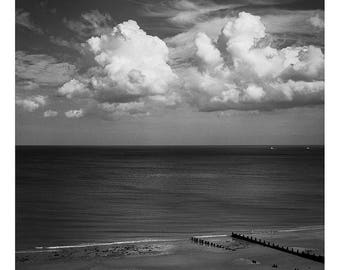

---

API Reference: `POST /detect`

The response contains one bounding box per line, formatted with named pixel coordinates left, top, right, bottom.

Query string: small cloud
left=98, top=101, right=146, bottom=115
left=16, top=9, right=43, bottom=34
left=309, top=14, right=324, bottom=29
left=16, top=80, right=40, bottom=91
left=143, top=0, right=242, bottom=26
left=65, top=109, right=84, bottom=118
left=49, top=36, right=85, bottom=53
left=63, top=10, right=114, bottom=38
left=244, top=85, right=266, bottom=102
left=58, top=79, right=91, bottom=99
left=16, top=51, right=77, bottom=87
left=43, top=110, right=58, bottom=117
left=16, top=95, right=47, bottom=112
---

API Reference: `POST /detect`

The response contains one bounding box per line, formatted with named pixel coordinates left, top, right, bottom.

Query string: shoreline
left=16, top=225, right=324, bottom=270
left=16, top=224, right=324, bottom=253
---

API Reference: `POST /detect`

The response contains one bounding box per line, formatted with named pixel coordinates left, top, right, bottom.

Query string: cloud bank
left=59, top=12, right=322, bottom=117
left=16, top=2, right=324, bottom=119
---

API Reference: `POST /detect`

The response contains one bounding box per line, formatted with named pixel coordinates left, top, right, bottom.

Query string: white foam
left=278, top=225, right=324, bottom=233
left=16, top=249, right=57, bottom=254
left=28, top=238, right=184, bottom=251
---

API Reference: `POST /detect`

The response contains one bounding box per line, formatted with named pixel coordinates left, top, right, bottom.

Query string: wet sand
left=16, top=227, right=324, bottom=270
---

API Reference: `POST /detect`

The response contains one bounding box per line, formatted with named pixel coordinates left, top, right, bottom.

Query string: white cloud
left=309, top=13, right=324, bottom=29
left=16, top=95, right=47, bottom=112
left=269, top=80, right=324, bottom=102
left=44, top=110, right=58, bottom=117
left=58, top=79, right=91, bottom=99
left=194, top=32, right=223, bottom=67
left=97, top=101, right=146, bottom=116
left=177, top=12, right=324, bottom=111
left=87, top=20, right=177, bottom=97
left=244, top=85, right=265, bottom=101
left=65, top=109, right=84, bottom=118
left=165, top=8, right=324, bottom=69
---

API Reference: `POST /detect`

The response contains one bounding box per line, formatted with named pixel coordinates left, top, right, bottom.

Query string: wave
left=278, top=225, right=324, bottom=233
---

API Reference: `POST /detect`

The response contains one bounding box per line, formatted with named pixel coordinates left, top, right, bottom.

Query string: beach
left=16, top=226, right=324, bottom=270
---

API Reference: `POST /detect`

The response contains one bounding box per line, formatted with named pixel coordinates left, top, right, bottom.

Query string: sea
left=16, top=146, right=324, bottom=251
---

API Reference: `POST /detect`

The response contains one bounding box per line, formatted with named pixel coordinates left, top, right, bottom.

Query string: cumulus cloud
left=86, top=20, right=177, bottom=97
left=16, top=95, right=47, bottom=112
left=44, top=110, right=58, bottom=117
left=165, top=7, right=324, bottom=68
left=16, top=9, right=43, bottom=34
left=194, top=32, right=223, bottom=67
left=58, top=79, right=91, bottom=99
left=16, top=51, right=77, bottom=87
left=178, top=12, right=324, bottom=111
left=65, top=109, right=84, bottom=118
left=59, top=20, right=179, bottom=118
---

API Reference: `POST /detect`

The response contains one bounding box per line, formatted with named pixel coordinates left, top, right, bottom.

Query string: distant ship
left=306, top=146, right=311, bottom=150
left=270, top=146, right=276, bottom=150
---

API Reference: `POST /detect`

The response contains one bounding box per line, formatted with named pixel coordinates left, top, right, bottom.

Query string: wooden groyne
left=231, top=232, right=324, bottom=263
left=190, top=237, right=229, bottom=250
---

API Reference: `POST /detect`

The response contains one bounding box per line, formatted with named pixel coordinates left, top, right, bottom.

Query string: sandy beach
left=16, top=226, right=324, bottom=270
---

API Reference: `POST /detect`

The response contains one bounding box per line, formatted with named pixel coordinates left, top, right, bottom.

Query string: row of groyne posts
left=190, top=237, right=228, bottom=250
left=231, top=233, right=324, bottom=263
left=190, top=233, right=324, bottom=263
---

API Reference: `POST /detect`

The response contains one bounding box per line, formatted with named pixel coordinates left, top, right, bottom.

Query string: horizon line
left=15, top=144, right=325, bottom=147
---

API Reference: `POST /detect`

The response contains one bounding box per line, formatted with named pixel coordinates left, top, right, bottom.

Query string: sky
left=15, top=0, right=324, bottom=145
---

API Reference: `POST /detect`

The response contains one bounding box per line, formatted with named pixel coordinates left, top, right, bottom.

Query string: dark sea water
left=16, top=146, right=324, bottom=251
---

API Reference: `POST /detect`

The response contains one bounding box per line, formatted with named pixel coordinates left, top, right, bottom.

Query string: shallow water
left=16, top=146, right=324, bottom=250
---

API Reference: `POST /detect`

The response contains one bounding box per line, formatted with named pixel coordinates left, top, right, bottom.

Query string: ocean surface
left=16, top=146, right=324, bottom=251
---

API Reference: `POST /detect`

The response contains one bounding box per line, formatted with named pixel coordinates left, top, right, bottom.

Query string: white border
left=325, top=0, right=340, bottom=268
left=0, top=0, right=15, bottom=269
left=1, top=0, right=337, bottom=269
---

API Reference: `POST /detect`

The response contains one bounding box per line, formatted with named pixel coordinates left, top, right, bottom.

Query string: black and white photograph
left=12, top=0, right=328, bottom=269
